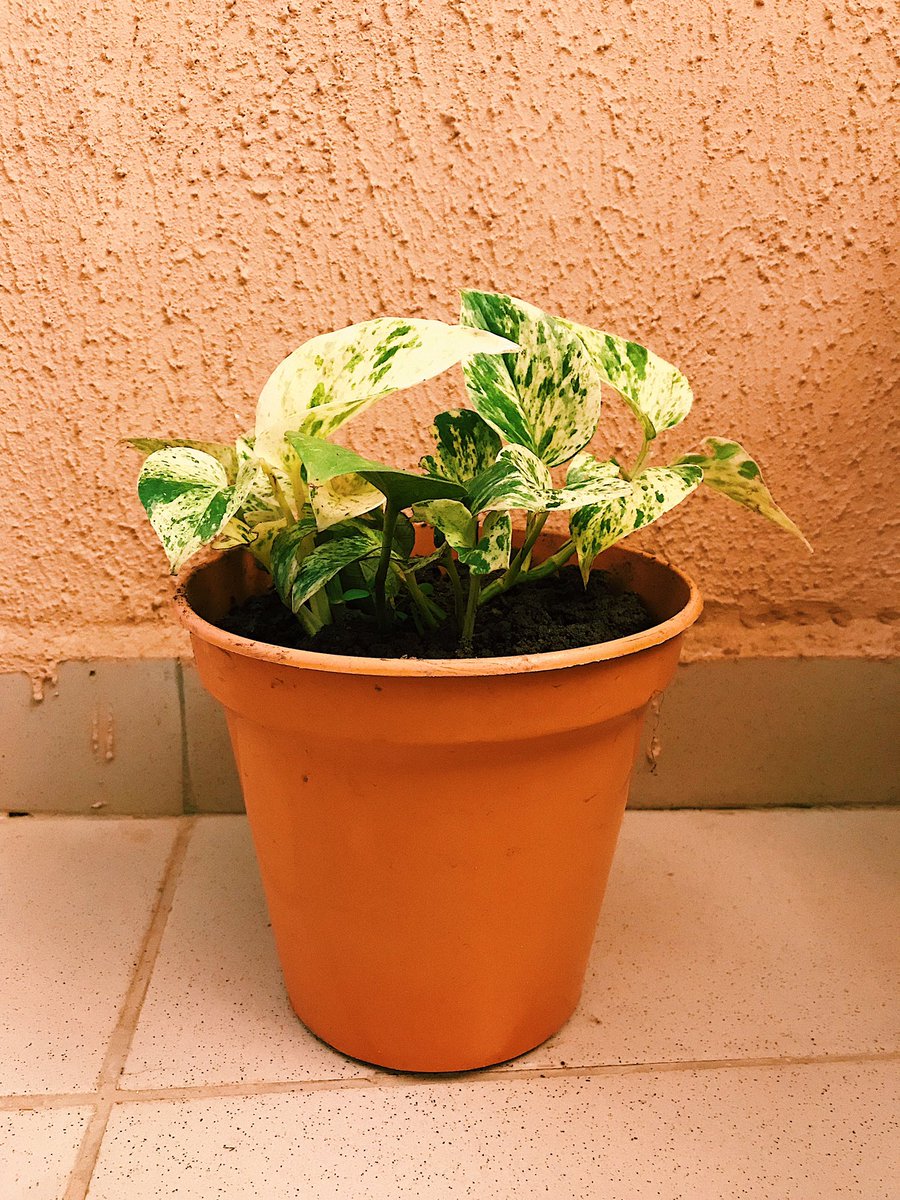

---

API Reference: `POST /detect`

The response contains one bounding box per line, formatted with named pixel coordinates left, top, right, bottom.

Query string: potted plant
left=131, top=292, right=807, bottom=1072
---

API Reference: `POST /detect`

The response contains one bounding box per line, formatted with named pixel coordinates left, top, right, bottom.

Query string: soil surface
left=218, top=565, right=655, bottom=659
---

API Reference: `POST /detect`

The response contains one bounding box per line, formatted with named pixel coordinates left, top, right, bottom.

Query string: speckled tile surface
left=0, top=1107, right=91, bottom=1200
left=0, top=817, right=177, bottom=1095
left=120, top=817, right=372, bottom=1089
left=4, top=810, right=898, bottom=1198
left=516, top=808, right=900, bottom=1070
left=87, top=1062, right=899, bottom=1199
left=123, top=811, right=899, bottom=1088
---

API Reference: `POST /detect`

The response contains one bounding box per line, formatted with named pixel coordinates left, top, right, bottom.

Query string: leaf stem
left=260, top=464, right=295, bottom=522
left=374, top=497, right=398, bottom=630
left=299, top=530, right=331, bottom=626
left=288, top=457, right=308, bottom=516
left=461, top=571, right=481, bottom=650
left=518, top=538, right=576, bottom=583
left=296, top=603, right=323, bottom=637
left=625, top=435, right=652, bottom=481
left=442, top=544, right=465, bottom=629
left=396, top=563, right=441, bottom=631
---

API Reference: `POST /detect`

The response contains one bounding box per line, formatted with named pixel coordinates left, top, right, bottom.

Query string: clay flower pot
left=176, top=536, right=701, bottom=1072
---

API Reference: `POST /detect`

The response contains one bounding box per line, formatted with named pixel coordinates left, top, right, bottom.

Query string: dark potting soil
left=217, top=565, right=656, bottom=659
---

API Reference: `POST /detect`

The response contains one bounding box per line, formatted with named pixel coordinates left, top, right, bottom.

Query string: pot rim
left=174, top=544, right=702, bottom=679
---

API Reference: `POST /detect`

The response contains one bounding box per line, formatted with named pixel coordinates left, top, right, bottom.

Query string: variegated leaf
left=565, top=450, right=626, bottom=491
left=570, top=464, right=703, bottom=582
left=271, top=527, right=375, bottom=616
left=234, top=433, right=294, bottom=521
left=288, top=432, right=468, bottom=510
left=412, top=498, right=476, bottom=550
left=465, top=511, right=512, bottom=575
left=213, top=516, right=254, bottom=551
left=420, top=409, right=502, bottom=485
left=467, top=444, right=630, bottom=514
left=269, top=520, right=319, bottom=613
left=309, top=473, right=384, bottom=531
left=459, top=291, right=603, bottom=467
left=254, top=319, right=517, bottom=467
left=676, top=438, right=811, bottom=549
left=137, top=447, right=261, bottom=573
left=564, top=322, right=693, bottom=439
left=412, top=500, right=512, bottom=576
left=128, top=438, right=238, bottom=479
left=221, top=436, right=294, bottom=567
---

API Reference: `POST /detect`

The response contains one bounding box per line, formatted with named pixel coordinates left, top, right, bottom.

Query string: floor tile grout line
left=6, top=1048, right=897, bottom=1113
left=61, top=816, right=196, bottom=1200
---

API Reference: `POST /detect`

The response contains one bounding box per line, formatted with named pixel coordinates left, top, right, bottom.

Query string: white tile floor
left=1, top=810, right=897, bottom=1199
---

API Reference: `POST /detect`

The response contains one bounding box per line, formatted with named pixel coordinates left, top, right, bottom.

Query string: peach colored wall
left=1, top=0, right=897, bottom=679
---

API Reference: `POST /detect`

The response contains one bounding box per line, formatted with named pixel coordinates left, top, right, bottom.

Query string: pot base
left=291, top=999, right=575, bottom=1075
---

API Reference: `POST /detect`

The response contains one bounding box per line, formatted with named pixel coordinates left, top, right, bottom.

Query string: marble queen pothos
left=132, top=291, right=809, bottom=646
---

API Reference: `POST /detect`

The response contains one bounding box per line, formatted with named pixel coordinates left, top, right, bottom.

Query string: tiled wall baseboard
left=2, top=659, right=897, bottom=815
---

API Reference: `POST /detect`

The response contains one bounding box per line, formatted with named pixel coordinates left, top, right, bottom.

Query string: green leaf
left=570, top=464, right=703, bottom=582
left=420, top=409, right=502, bottom=485
left=271, top=528, right=376, bottom=616
left=254, top=318, right=517, bottom=467
left=676, top=437, right=811, bottom=550
left=467, top=444, right=630, bottom=514
left=127, top=438, right=238, bottom=479
left=563, top=322, right=693, bottom=439
left=288, top=432, right=469, bottom=510
left=459, top=291, right=603, bottom=467
left=392, top=510, right=417, bottom=559
left=137, top=448, right=260, bottom=572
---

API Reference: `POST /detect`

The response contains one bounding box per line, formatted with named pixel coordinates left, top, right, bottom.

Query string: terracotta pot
left=175, top=536, right=701, bottom=1072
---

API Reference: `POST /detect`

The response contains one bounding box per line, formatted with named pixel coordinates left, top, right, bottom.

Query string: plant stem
left=296, top=603, right=322, bottom=637
left=479, top=511, right=548, bottom=605
left=517, top=538, right=576, bottom=583
left=443, top=545, right=465, bottom=629
left=260, top=464, right=295, bottom=522
left=298, top=530, right=332, bottom=626
left=399, top=565, right=442, bottom=630
left=520, top=511, right=541, bottom=571
left=288, top=457, right=308, bottom=515
left=460, top=571, right=481, bottom=650
left=374, top=497, right=398, bottom=630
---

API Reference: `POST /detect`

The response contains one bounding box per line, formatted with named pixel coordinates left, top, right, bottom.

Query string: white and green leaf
left=270, top=527, right=376, bottom=616
left=309, top=472, right=384, bottom=531
left=465, top=511, right=512, bottom=575
left=569, top=464, right=703, bottom=582
left=137, top=447, right=261, bottom=573
left=412, top=499, right=512, bottom=576
left=254, top=318, right=517, bottom=468
left=564, top=322, right=693, bottom=439
left=676, top=437, right=811, bottom=549
left=467, top=444, right=630, bottom=514
left=420, top=409, right=502, bottom=485
left=412, top=498, right=476, bottom=551
left=128, top=438, right=238, bottom=479
left=459, top=291, right=603, bottom=467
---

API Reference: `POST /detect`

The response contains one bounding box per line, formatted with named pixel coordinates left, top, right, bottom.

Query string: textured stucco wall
left=1, top=0, right=897, bottom=680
